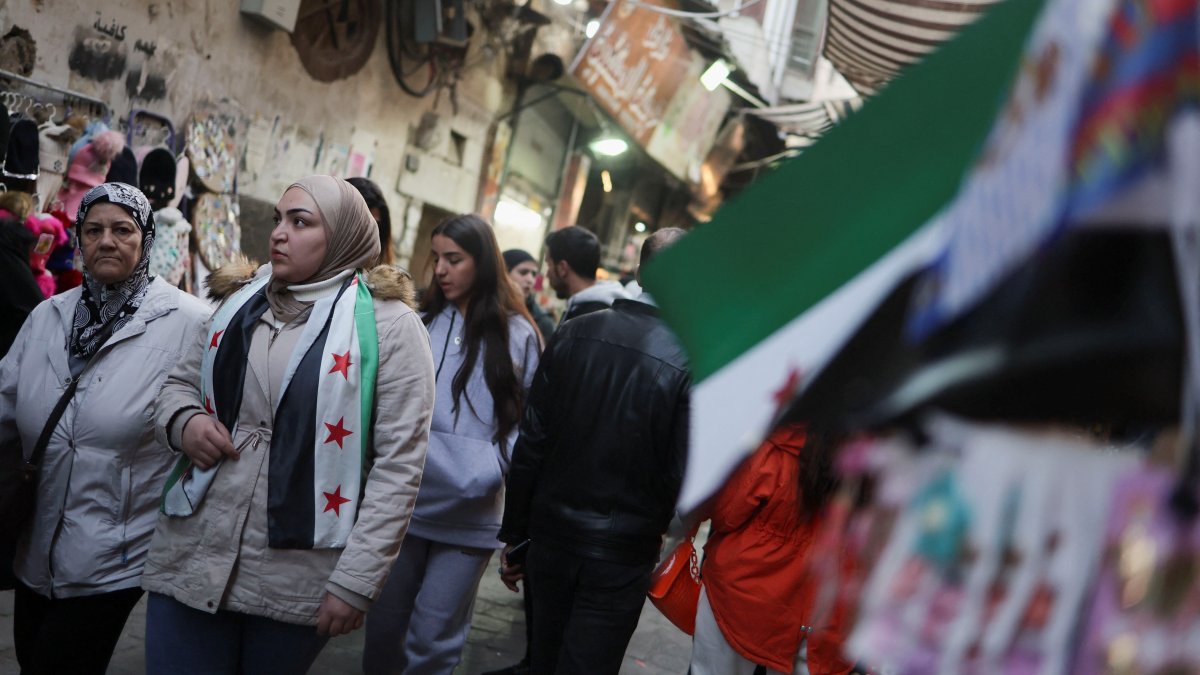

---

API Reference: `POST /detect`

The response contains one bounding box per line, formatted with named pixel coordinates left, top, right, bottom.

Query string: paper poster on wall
left=347, top=129, right=378, bottom=178
left=259, top=126, right=321, bottom=199
left=241, top=115, right=276, bottom=189
left=318, top=140, right=350, bottom=176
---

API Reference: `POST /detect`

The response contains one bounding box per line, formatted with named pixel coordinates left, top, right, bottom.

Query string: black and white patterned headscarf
left=71, top=182, right=157, bottom=359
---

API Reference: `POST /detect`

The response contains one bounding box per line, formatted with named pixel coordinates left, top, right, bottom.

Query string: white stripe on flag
left=312, top=278, right=364, bottom=547
left=678, top=224, right=945, bottom=511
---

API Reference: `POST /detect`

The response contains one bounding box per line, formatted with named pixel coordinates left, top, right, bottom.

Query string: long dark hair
left=346, top=177, right=392, bottom=265
left=420, top=214, right=536, bottom=449
left=797, top=425, right=843, bottom=519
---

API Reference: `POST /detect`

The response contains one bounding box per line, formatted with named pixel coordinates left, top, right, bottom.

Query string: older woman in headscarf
left=141, top=175, right=435, bottom=674
left=0, top=182, right=212, bottom=674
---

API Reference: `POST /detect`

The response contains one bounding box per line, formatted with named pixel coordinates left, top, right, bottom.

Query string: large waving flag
left=641, top=0, right=1047, bottom=511
left=645, top=0, right=1200, bottom=512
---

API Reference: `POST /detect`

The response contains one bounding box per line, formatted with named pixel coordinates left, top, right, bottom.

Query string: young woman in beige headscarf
left=141, top=176, right=436, bottom=674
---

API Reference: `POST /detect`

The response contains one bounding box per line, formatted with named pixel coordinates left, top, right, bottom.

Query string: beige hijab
left=267, top=175, right=382, bottom=321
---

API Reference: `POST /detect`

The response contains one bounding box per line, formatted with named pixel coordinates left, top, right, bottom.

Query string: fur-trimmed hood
left=206, top=259, right=416, bottom=308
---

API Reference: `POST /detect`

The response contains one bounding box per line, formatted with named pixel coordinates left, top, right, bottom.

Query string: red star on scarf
left=204, top=396, right=214, bottom=414
left=322, top=485, right=351, bottom=516
left=329, top=351, right=353, bottom=380
left=209, top=329, right=224, bottom=349
left=324, top=417, right=353, bottom=449
left=771, top=367, right=802, bottom=413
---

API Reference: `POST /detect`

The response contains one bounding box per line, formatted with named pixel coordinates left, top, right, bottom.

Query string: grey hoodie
left=408, top=305, right=541, bottom=549
left=562, top=280, right=630, bottom=323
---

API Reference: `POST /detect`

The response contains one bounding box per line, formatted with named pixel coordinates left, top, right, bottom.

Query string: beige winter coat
left=142, top=264, right=434, bottom=625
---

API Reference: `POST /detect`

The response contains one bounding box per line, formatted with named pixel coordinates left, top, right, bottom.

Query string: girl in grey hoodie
left=363, top=213, right=541, bottom=674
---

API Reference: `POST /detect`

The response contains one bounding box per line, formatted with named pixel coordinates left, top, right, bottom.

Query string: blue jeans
left=145, top=593, right=330, bottom=674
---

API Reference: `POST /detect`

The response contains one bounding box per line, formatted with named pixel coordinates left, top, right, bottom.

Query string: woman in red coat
left=690, top=424, right=852, bottom=675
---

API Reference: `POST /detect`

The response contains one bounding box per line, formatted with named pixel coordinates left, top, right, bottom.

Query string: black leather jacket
left=499, top=298, right=691, bottom=564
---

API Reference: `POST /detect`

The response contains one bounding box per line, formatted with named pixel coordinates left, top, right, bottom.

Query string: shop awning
left=746, top=98, right=864, bottom=142
left=824, top=0, right=998, bottom=93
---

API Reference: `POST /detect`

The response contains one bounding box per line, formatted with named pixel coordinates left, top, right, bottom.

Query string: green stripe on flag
left=642, top=0, right=1047, bottom=383
left=355, top=273, right=379, bottom=466
left=160, top=454, right=190, bottom=512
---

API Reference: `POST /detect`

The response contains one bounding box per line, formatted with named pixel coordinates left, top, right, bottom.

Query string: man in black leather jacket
left=498, top=227, right=690, bottom=675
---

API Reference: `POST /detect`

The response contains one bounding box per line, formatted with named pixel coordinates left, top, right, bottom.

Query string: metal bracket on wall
left=0, top=67, right=112, bottom=120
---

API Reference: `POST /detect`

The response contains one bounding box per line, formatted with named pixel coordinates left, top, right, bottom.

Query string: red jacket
left=701, top=425, right=852, bottom=674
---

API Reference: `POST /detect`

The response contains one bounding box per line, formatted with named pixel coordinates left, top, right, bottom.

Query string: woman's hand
left=180, top=414, right=238, bottom=470
left=316, top=592, right=364, bottom=636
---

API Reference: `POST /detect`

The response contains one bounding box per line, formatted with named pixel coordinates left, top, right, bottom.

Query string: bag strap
left=26, top=322, right=119, bottom=471
left=24, top=377, right=79, bottom=471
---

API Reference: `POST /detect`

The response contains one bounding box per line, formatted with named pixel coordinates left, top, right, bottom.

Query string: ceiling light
left=634, top=221, right=646, bottom=233
left=590, top=136, right=628, bottom=157
left=553, top=0, right=572, bottom=5
left=601, top=169, right=613, bottom=193
left=586, top=20, right=600, bottom=38
left=700, top=59, right=731, bottom=91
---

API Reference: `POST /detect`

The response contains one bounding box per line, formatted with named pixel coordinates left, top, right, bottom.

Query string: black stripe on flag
left=212, top=291, right=271, bottom=435
left=267, top=281, right=348, bottom=549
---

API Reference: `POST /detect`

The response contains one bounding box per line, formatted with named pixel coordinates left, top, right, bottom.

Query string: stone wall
left=0, top=0, right=516, bottom=266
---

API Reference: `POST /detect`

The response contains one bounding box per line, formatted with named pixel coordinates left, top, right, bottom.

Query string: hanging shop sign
left=571, top=0, right=730, bottom=183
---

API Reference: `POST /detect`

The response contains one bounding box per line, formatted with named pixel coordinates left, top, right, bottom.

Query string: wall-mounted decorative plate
left=192, top=191, right=240, bottom=270
left=186, top=113, right=238, bottom=194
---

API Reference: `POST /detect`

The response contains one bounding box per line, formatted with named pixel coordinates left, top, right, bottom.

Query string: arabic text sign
left=572, top=0, right=695, bottom=148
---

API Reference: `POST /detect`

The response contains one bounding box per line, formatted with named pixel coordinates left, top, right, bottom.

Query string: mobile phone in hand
left=506, top=539, right=531, bottom=568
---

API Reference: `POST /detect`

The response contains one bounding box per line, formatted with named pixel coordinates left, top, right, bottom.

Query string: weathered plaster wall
left=0, top=0, right=515, bottom=265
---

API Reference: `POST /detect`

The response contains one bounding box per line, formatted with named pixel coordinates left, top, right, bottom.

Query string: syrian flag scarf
left=162, top=271, right=379, bottom=549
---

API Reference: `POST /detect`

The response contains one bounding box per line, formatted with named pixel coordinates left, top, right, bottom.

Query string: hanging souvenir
left=148, top=206, right=192, bottom=286
left=843, top=420, right=1137, bottom=674
left=22, top=212, right=68, bottom=299
left=1076, top=468, right=1200, bottom=674
left=191, top=192, right=239, bottom=270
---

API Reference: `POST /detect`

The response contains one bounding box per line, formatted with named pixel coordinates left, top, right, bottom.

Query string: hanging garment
left=0, top=101, right=11, bottom=165
left=3, top=117, right=39, bottom=181
left=147, top=207, right=191, bottom=286
left=57, top=130, right=125, bottom=221
left=136, top=145, right=177, bottom=209
left=36, top=122, right=77, bottom=211
left=105, top=145, right=137, bottom=185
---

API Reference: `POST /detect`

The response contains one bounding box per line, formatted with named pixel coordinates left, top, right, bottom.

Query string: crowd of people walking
left=0, top=176, right=847, bottom=675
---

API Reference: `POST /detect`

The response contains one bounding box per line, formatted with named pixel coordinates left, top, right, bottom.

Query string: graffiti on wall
left=68, top=12, right=174, bottom=102
left=68, top=24, right=127, bottom=81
